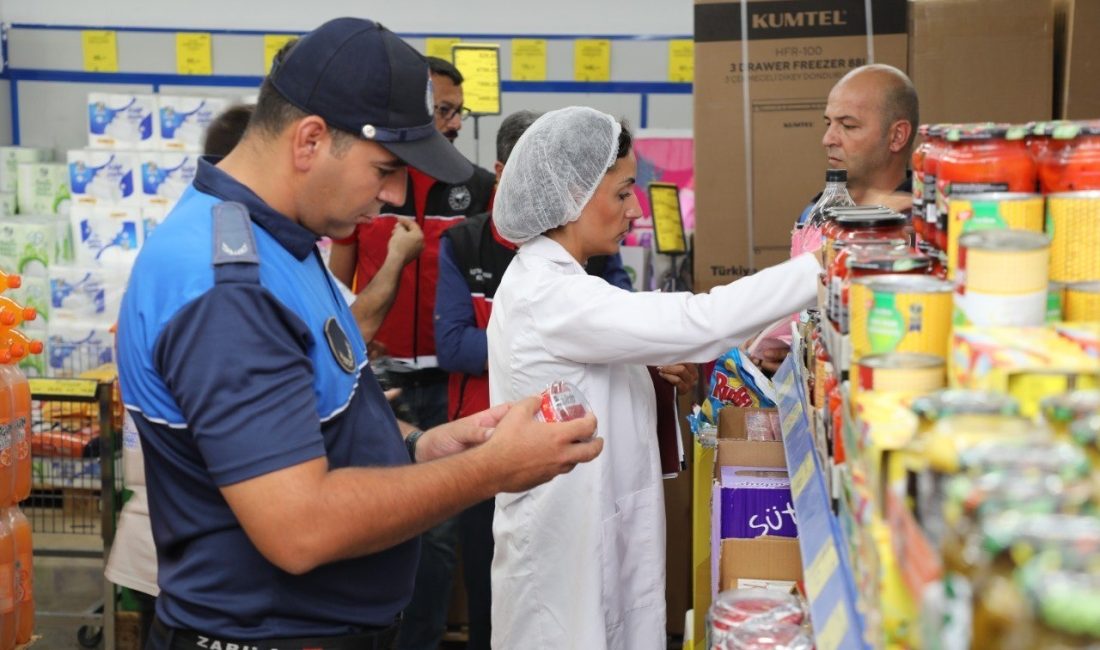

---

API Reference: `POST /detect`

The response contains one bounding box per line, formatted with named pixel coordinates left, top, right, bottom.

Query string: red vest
left=350, top=167, right=494, bottom=362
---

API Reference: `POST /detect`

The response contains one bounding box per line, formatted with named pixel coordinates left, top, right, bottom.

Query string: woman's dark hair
left=614, top=120, right=633, bottom=163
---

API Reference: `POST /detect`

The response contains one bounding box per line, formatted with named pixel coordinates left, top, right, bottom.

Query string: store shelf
left=774, top=337, right=867, bottom=650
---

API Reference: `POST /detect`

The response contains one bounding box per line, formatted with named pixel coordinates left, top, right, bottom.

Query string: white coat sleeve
left=531, top=252, right=820, bottom=366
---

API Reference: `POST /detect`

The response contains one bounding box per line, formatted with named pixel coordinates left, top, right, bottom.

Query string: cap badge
left=361, top=124, right=377, bottom=139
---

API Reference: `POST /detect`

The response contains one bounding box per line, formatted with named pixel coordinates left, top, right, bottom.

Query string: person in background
left=201, top=103, right=255, bottom=158
left=116, top=19, right=603, bottom=649
left=433, top=109, right=633, bottom=649
left=798, top=63, right=919, bottom=224
left=328, top=54, right=496, bottom=650
left=487, top=106, right=820, bottom=649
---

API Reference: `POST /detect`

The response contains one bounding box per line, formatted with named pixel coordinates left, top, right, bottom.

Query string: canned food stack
left=909, top=119, right=1100, bottom=323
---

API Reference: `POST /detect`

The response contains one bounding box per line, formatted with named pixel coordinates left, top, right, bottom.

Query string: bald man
left=799, top=63, right=919, bottom=222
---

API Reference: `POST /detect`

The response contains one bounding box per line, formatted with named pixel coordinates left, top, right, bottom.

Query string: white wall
left=0, top=0, right=693, bottom=35
left=0, top=1, right=695, bottom=159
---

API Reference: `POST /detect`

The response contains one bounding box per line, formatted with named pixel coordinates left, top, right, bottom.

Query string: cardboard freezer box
left=1054, top=0, right=1100, bottom=119
left=908, top=0, right=1054, bottom=125
left=693, top=0, right=907, bottom=293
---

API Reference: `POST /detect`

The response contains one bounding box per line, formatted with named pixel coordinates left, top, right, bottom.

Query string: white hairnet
left=493, top=106, right=622, bottom=244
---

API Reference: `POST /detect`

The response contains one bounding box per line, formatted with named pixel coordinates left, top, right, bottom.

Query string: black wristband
left=405, top=429, right=424, bottom=463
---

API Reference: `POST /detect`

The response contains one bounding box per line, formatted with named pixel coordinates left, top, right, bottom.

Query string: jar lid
left=849, top=251, right=933, bottom=273
left=911, top=389, right=1019, bottom=421
left=834, top=212, right=908, bottom=229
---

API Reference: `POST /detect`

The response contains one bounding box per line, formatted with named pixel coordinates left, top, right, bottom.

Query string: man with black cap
left=116, top=18, right=602, bottom=650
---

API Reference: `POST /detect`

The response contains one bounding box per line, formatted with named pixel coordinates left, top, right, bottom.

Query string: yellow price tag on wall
left=511, top=39, right=547, bottom=81
left=453, top=44, right=501, bottom=115
left=176, top=32, right=212, bottom=75
left=648, top=183, right=686, bottom=254
left=263, top=34, right=297, bottom=74
left=28, top=378, right=99, bottom=399
left=426, top=38, right=460, bottom=63
left=82, top=30, right=119, bottom=72
left=668, top=39, right=694, bottom=82
left=574, top=39, right=611, bottom=82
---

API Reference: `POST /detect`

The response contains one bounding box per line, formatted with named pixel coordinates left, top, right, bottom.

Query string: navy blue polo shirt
left=117, top=157, right=417, bottom=637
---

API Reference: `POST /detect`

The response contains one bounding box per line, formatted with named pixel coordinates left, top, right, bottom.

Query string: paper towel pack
left=69, top=205, right=143, bottom=269
left=47, top=319, right=115, bottom=377
left=139, top=152, right=197, bottom=209
left=158, top=96, right=229, bottom=152
left=68, top=150, right=139, bottom=208
left=49, top=264, right=127, bottom=321
left=17, top=163, right=72, bottom=215
left=0, top=146, right=52, bottom=194
left=87, top=93, right=158, bottom=150
left=0, top=216, right=59, bottom=278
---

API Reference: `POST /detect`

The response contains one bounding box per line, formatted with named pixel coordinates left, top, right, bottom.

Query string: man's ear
left=889, top=120, right=913, bottom=154
left=291, top=116, right=328, bottom=171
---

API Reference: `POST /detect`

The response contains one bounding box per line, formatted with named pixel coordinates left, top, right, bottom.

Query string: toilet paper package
left=0, top=146, right=52, bottom=194
left=46, top=318, right=115, bottom=377
left=158, top=96, right=229, bottom=151
left=140, top=152, right=197, bottom=208
left=17, top=163, right=72, bottom=215
left=70, top=206, right=143, bottom=269
left=68, top=150, right=138, bottom=208
left=0, top=216, right=58, bottom=278
left=87, top=93, right=158, bottom=150
left=8, top=273, right=50, bottom=325
left=49, top=264, right=127, bottom=321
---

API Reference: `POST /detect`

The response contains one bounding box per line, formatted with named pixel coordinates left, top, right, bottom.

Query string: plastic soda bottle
left=8, top=508, right=30, bottom=644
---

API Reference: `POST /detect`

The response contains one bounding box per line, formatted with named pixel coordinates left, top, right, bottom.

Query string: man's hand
left=418, top=397, right=602, bottom=492
left=750, top=345, right=789, bottom=377
left=656, top=363, right=699, bottom=395
left=387, top=217, right=424, bottom=267
left=415, top=402, right=512, bottom=462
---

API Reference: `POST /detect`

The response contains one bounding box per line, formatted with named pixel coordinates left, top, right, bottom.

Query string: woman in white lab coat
left=486, top=106, right=820, bottom=649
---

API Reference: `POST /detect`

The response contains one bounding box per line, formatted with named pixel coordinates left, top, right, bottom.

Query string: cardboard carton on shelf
left=908, top=0, right=1054, bottom=124
left=693, top=0, right=907, bottom=293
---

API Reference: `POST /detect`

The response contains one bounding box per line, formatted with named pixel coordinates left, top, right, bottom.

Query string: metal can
left=536, top=380, right=591, bottom=423
left=955, top=230, right=1051, bottom=327
left=849, top=275, right=953, bottom=361
left=1046, top=191, right=1100, bottom=282
left=855, top=352, right=945, bottom=395
left=1065, top=281, right=1100, bottom=322
left=945, top=192, right=1044, bottom=280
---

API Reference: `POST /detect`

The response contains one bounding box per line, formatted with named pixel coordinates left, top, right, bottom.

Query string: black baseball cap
left=269, top=17, right=473, bottom=184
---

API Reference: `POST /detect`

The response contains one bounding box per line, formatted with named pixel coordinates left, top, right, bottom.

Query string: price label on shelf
left=82, top=30, right=119, bottom=72
left=805, top=542, right=838, bottom=601
left=574, top=39, right=610, bottom=81
left=176, top=32, right=212, bottom=75
left=817, top=602, right=850, bottom=650
left=511, top=38, right=547, bottom=81
left=29, top=378, right=98, bottom=399
left=790, top=455, right=813, bottom=499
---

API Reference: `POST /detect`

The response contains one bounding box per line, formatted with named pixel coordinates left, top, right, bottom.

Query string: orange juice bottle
left=0, top=299, right=33, bottom=330
left=0, top=508, right=15, bottom=649
left=7, top=508, right=30, bottom=645
left=0, top=273, right=17, bottom=294
left=2, top=365, right=30, bottom=504
left=0, top=354, right=13, bottom=509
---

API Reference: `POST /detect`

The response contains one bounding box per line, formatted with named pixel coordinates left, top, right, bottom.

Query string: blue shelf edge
left=774, top=340, right=868, bottom=650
